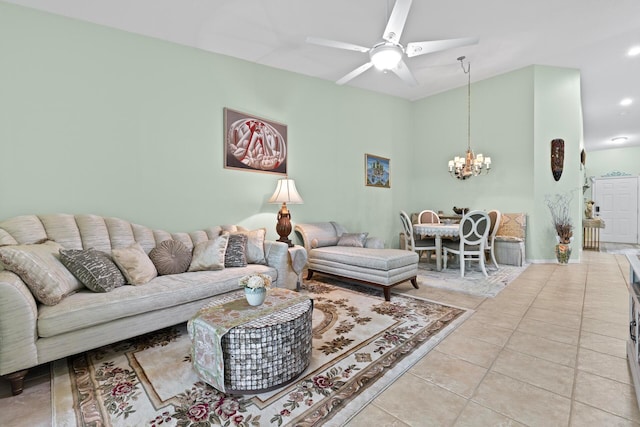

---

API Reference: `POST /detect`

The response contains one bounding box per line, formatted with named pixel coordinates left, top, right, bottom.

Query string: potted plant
left=545, top=191, right=575, bottom=264
left=239, top=273, right=272, bottom=306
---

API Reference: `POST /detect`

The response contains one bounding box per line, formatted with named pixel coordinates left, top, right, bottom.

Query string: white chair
left=400, top=211, right=437, bottom=263
left=443, top=210, right=490, bottom=277
left=485, top=209, right=502, bottom=269
left=418, top=210, right=441, bottom=224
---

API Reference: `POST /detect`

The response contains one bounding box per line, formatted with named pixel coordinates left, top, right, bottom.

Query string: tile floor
left=347, top=250, right=640, bottom=426
left=0, top=250, right=638, bottom=426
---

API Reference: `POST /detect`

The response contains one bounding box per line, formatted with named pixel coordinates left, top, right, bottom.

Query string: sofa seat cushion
left=309, top=247, right=417, bottom=271
left=37, top=264, right=275, bottom=338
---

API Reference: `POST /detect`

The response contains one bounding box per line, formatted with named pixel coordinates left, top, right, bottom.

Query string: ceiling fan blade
left=382, top=0, right=412, bottom=44
left=306, top=36, right=370, bottom=53
left=336, top=62, right=374, bottom=85
left=391, top=59, right=418, bottom=86
left=405, top=37, right=479, bottom=58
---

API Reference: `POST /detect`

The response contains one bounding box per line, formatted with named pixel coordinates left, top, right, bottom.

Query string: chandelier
left=448, top=56, right=491, bottom=180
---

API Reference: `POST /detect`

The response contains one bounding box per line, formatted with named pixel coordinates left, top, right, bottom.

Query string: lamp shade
left=268, top=178, right=304, bottom=205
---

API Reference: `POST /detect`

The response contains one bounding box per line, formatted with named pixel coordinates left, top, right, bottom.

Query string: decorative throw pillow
left=111, top=242, right=158, bottom=285
left=337, top=232, right=369, bottom=248
left=0, top=240, right=83, bottom=305
left=230, top=228, right=266, bottom=264
left=149, top=239, right=193, bottom=276
left=310, top=236, right=340, bottom=249
left=225, top=233, right=248, bottom=268
left=188, top=234, right=229, bottom=272
left=59, top=248, right=126, bottom=292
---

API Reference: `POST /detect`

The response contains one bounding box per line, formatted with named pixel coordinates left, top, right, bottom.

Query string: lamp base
left=275, top=204, right=294, bottom=247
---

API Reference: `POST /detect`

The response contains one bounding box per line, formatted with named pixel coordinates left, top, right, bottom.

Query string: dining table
left=413, top=223, right=460, bottom=271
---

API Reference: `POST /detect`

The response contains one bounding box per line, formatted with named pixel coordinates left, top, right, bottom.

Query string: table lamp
left=268, top=177, right=304, bottom=247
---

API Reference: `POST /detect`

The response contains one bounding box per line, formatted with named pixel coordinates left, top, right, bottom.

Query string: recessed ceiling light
left=611, top=136, right=629, bottom=143
left=620, top=98, right=633, bottom=106
left=629, top=46, right=640, bottom=56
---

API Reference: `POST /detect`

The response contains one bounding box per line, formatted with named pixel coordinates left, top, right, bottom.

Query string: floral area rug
left=417, top=261, right=528, bottom=298
left=51, top=279, right=470, bottom=426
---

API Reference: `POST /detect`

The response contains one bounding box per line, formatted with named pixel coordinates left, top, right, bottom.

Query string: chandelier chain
left=448, top=56, right=491, bottom=180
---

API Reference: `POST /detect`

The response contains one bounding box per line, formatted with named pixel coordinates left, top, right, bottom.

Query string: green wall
left=531, top=66, right=584, bottom=262
left=0, top=4, right=586, bottom=260
left=586, top=146, right=640, bottom=178
left=0, top=3, right=412, bottom=247
left=412, top=66, right=584, bottom=261
left=411, top=67, right=535, bottom=214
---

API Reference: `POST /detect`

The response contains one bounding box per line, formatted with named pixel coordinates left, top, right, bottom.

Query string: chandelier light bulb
left=620, top=98, right=633, bottom=106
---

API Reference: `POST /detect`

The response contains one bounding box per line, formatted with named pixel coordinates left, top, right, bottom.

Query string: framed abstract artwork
left=224, top=108, right=287, bottom=175
left=365, top=154, right=390, bottom=188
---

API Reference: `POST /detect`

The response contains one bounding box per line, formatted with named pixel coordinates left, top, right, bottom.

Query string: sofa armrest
left=264, top=240, right=301, bottom=290
left=0, top=271, right=39, bottom=376
left=294, top=223, right=339, bottom=252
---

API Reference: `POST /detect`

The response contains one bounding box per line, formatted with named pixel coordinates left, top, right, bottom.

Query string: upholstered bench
left=295, top=222, right=419, bottom=301
left=494, top=213, right=527, bottom=266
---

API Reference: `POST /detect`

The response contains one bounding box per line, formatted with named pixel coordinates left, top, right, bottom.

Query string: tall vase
left=244, top=287, right=267, bottom=306
left=555, top=242, right=572, bottom=264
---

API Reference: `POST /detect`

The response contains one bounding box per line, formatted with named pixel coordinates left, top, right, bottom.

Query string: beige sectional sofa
left=0, top=214, right=296, bottom=395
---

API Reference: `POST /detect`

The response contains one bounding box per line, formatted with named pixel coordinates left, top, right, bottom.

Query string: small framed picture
left=224, top=108, right=287, bottom=175
left=365, top=154, right=390, bottom=188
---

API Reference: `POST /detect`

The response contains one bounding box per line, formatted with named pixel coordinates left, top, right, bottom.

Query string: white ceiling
left=7, top=0, right=640, bottom=152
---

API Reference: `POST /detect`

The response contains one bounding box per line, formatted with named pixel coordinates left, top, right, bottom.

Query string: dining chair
left=442, top=210, right=490, bottom=277
left=400, top=210, right=437, bottom=263
left=485, top=209, right=502, bottom=269
left=418, top=210, right=441, bottom=224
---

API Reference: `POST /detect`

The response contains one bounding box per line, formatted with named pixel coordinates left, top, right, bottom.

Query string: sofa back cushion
left=0, top=214, right=228, bottom=255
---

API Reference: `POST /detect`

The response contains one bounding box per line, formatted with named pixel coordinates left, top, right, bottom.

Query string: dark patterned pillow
left=225, top=233, right=248, bottom=267
left=149, top=239, right=192, bottom=276
left=59, top=248, right=126, bottom=293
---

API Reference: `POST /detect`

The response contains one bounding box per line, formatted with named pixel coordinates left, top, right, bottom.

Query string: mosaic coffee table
left=188, top=287, right=313, bottom=393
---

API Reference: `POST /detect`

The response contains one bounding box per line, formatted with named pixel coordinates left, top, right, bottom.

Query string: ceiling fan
left=306, top=0, right=478, bottom=86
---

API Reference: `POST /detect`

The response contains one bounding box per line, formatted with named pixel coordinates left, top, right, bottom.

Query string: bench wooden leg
left=4, top=369, right=28, bottom=396
left=383, top=287, right=391, bottom=301
left=305, top=270, right=314, bottom=280
left=410, top=276, right=419, bottom=289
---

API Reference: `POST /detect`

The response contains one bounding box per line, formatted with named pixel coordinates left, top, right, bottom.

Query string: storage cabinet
left=627, top=254, right=640, bottom=410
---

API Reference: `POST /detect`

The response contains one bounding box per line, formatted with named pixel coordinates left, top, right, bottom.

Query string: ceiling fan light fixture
left=628, top=46, right=640, bottom=57
left=370, top=43, right=402, bottom=70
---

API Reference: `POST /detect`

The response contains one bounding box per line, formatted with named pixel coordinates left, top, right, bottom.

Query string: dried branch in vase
left=545, top=191, right=575, bottom=244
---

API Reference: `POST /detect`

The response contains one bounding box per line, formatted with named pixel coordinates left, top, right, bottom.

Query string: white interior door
left=593, top=177, right=639, bottom=243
